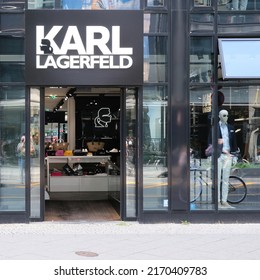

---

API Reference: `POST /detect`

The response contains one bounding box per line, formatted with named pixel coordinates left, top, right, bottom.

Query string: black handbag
left=63, top=163, right=75, bottom=176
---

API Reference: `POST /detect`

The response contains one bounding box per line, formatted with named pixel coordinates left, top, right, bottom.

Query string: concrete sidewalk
left=1, top=221, right=260, bottom=260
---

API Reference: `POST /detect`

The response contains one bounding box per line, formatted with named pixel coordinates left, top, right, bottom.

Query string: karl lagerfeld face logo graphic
left=36, top=25, right=134, bottom=69
left=40, top=39, right=53, bottom=54
left=94, top=108, right=112, bottom=128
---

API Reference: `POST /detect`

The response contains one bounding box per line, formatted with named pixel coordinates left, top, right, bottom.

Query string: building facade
left=1, top=0, right=260, bottom=223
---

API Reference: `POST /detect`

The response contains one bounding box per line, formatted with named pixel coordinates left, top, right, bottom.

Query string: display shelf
left=46, top=155, right=111, bottom=193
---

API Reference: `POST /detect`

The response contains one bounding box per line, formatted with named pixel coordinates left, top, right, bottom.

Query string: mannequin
left=230, top=0, right=248, bottom=10
left=218, top=109, right=238, bottom=209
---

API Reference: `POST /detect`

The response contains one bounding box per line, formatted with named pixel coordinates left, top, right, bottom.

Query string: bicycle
left=227, top=150, right=248, bottom=204
left=190, top=167, right=208, bottom=203
left=227, top=175, right=247, bottom=204
left=190, top=168, right=247, bottom=204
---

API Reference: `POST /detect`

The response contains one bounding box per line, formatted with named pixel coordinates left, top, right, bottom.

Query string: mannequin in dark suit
left=218, top=109, right=238, bottom=209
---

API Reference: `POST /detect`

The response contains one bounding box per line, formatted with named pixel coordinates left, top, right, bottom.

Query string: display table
left=46, top=156, right=111, bottom=193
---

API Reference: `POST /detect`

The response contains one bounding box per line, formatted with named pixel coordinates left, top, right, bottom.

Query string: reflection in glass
left=0, top=63, right=25, bottom=82
left=144, top=36, right=167, bottom=83
left=144, top=13, right=168, bottom=33
left=218, top=13, right=260, bottom=34
left=143, top=86, right=168, bottom=211
left=62, top=0, right=140, bottom=10
left=0, top=86, right=26, bottom=211
left=190, top=87, right=214, bottom=211
left=190, top=85, right=260, bottom=211
left=190, top=37, right=213, bottom=83
left=220, top=0, right=248, bottom=10
left=30, top=88, right=41, bottom=218
left=0, top=0, right=25, bottom=10
left=194, top=0, right=212, bottom=8
left=0, top=13, right=25, bottom=34
left=28, top=0, right=55, bottom=9
left=147, top=0, right=164, bottom=7
left=0, top=35, right=25, bottom=83
left=216, top=86, right=260, bottom=210
left=125, top=88, right=137, bottom=217
left=190, top=14, right=214, bottom=33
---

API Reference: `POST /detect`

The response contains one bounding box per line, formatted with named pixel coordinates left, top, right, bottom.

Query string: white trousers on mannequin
left=218, top=154, right=232, bottom=202
left=232, top=0, right=248, bottom=10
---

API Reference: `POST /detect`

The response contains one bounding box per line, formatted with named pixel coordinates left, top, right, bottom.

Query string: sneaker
left=220, top=202, right=235, bottom=209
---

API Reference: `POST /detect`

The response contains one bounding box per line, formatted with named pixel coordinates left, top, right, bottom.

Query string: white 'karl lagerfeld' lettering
left=36, top=25, right=133, bottom=69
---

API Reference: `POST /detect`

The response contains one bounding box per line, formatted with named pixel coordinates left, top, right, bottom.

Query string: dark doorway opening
left=44, top=87, right=121, bottom=222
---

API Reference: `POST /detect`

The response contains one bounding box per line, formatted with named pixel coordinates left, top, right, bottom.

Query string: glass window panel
left=144, top=13, right=168, bottom=33
left=144, top=36, right=167, bottom=83
left=61, top=0, right=140, bottom=10
left=194, top=0, right=212, bottom=7
left=143, top=86, right=168, bottom=211
left=219, top=0, right=249, bottom=10
left=0, top=37, right=24, bottom=82
left=190, top=87, right=215, bottom=211
left=125, top=88, right=137, bottom=217
left=218, top=14, right=260, bottom=33
left=30, top=88, right=41, bottom=218
left=218, top=38, right=260, bottom=79
left=190, top=37, right=213, bottom=83
left=247, top=0, right=260, bottom=10
left=216, top=86, right=260, bottom=211
left=28, top=0, right=55, bottom=9
left=0, top=63, right=25, bottom=82
left=147, top=0, right=164, bottom=7
left=190, top=14, right=214, bottom=33
left=0, top=13, right=25, bottom=33
left=0, top=86, right=26, bottom=211
left=0, top=36, right=24, bottom=55
left=0, top=1, right=25, bottom=10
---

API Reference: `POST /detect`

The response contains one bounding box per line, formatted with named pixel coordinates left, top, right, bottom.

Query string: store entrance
left=44, top=87, right=122, bottom=222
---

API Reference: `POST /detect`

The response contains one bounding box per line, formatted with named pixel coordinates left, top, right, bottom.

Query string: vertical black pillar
left=169, top=0, right=190, bottom=211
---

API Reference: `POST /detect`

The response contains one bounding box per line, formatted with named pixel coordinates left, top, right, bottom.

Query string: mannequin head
left=219, top=109, right=229, bottom=124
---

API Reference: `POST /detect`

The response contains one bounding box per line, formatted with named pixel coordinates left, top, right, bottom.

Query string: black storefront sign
left=25, top=10, right=143, bottom=86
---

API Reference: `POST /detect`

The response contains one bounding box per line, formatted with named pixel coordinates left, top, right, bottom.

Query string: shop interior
left=44, top=87, right=121, bottom=221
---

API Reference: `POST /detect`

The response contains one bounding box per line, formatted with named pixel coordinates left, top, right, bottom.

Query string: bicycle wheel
left=190, top=173, right=203, bottom=203
left=227, top=175, right=247, bottom=204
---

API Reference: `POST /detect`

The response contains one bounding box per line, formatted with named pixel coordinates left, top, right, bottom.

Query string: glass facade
left=0, top=3, right=26, bottom=215
left=142, top=3, right=168, bottom=212
left=0, top=86, right=26, bottom=211
left=194, top=0, right=260, bottom=10
left=190, top=0, right=260, bottom=213
left=125, top=88, right=137, bottom=217
left=27, top=0, right=140, bottom=10
left=2, top=0, right=260, bottom=222
left=143, top=86, right=168, bottom=210
left=30, top=88, right=41, bottom=218
left=0, top=13, right=25, bottom=83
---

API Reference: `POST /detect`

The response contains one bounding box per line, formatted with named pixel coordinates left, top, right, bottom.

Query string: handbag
left=86, top=141, right=105, bottom=152
left=55, top=150, right=64, bottom=156
left=63, top=163, right=75, bottom=176
left=205, top=143, right=223, bottom=157
left=64, top=150, right=73, bottom=156
left=53, top=142, right=69, bottom=151
left=205, top=144, right=213, bottom=157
